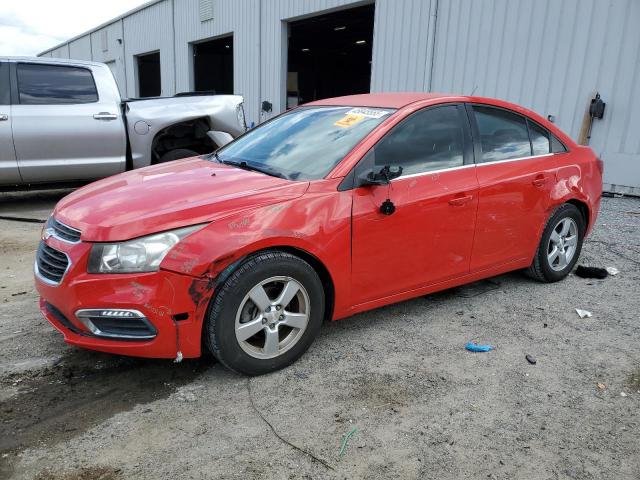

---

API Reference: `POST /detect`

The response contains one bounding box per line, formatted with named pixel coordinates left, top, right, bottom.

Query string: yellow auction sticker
left=334, top=114, right=365, bottom=128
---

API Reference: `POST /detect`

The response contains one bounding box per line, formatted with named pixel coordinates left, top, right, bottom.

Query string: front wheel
left=526, top=203, right=585, bottom=282
left=204, top=252, right=325, bottom=375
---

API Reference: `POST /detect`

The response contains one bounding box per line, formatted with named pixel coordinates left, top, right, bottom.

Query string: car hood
left=54, top=157, right=309, bottom=242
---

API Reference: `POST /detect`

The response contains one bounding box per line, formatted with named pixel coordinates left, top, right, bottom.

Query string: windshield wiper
left=221, top=159, right=288, bottom=180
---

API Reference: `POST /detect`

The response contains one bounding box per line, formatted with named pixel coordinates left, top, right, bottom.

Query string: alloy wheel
left=234, top=276, right=310, bottom=359
left=547, top=217, right=578, bottom=271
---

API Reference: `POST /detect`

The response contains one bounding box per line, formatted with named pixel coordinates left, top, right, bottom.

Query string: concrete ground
left=0, top=191, right=639, bottom=480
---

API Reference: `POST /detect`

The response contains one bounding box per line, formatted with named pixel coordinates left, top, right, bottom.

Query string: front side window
left=17, top=63, right=98, bottom=105
left=372, top=105, right=466, bottom=176
left=473, top=106, right=531, bottom=162
left=216, top=106, right=394, bottom=180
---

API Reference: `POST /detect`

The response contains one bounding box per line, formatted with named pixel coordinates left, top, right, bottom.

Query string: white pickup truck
left=0, top=57, right=246, bottom=188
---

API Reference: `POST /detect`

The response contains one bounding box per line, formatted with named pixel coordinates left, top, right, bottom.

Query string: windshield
left=215, top=106, right=395, bottom=180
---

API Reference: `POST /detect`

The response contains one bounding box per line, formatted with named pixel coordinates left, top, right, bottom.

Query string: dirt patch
left=626, top=368, right=640, bottom=393
left=34, top=466, right=122, bottom=480
left=0, top=353, right=210, bottom=475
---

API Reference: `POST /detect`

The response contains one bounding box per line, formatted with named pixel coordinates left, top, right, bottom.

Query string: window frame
left=15, top=62, right=99, bottom=106
left=340, top=103, right=475, bottom=190
left=465, top=103, right=569, bottom=165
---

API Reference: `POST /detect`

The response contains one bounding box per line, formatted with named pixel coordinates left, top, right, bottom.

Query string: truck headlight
left=87, top=225, right=205, bottom=273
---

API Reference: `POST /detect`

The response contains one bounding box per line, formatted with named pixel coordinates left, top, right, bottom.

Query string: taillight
left=596, top=157, right=604, bottom=175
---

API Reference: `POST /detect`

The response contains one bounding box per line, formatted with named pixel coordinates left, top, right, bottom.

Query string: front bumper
left=35, top=236, right=213, bottom=359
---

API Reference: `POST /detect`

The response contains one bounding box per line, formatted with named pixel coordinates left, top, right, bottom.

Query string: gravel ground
left=0, top=195, right=639, bottom=480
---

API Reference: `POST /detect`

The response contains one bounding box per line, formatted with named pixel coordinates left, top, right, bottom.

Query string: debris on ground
left=465, top=342, right=494, bottom=352
left=575, top=309, right=592, bottom=319
left=597, top=383, right=606, bottom=390
left=620, top=392, right=627, bottom=397
left=339, top=426, right=358, bottom=459
left=525, top=354, right=537, bottom=365
left=606, top=266, right=620, bottom=276
left=11, top=291, right=27, bottom=297
left=575, top=266, right=608, bottom=279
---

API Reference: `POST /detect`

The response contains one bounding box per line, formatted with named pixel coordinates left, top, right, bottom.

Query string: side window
left=0, top=62, right=9, bottom=105
left=528, top=120, right=551, bottom=155
left=551, top=134, right=568, bottom=153
left=17, top=63, right=98, bottom=105
left=373, top=105, right=466, bottom=176
left=473, top=106, right=531, bottom=162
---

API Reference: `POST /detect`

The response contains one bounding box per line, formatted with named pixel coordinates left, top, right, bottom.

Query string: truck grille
left=36, top=242, right=70, bottom=284
left=49, top=217, right=81, bottom=243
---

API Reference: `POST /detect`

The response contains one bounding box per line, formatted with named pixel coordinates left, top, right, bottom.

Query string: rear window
left=473, top=106, right=531, bottom=162
left=528, top=120, right=551, bottom=155
left=17, top=63, right=98, bottom=105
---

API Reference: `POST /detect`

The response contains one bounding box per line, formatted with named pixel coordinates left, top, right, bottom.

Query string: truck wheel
left=158, top=148, right=199, bottom=162
left=205, top=252, right=325, bottom=376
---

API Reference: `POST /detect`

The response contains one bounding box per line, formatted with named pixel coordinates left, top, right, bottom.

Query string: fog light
left=76, top=309, right=157, bottom=340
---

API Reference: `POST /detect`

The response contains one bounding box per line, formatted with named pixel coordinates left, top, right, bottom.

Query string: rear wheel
left=526, top=203, right=584, bottom=282
left=205, top=252, right=324, bottom=375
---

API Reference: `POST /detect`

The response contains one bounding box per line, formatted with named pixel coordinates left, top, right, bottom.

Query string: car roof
left=0, top=56, right=105, bottom=68
left=306, top=92, right=466, bottom=109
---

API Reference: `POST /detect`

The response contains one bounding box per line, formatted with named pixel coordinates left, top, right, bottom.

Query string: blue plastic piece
left=465, top=341, right=494, bottom=352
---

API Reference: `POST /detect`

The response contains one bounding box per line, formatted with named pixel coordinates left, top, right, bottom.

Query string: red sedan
left=35, top=93, right=602, bottom=375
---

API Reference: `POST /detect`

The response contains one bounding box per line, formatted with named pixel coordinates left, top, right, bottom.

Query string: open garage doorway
left=192, top=35, right=233, bottom=94
left=136, top=51, right=161, bottom=97
left=286, top=3, right=374, bottom=108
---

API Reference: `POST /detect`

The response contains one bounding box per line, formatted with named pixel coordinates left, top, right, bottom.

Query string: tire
left=526, top=203, right=585, bottom=283
left=158, top=148, right=199, bottom=163
left=204, top=251, right=325, bottom=376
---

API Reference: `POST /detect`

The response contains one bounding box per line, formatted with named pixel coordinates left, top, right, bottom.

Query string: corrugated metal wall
left=36, top=0, right=640, bottom=190
left=122, top=0, right=175, bottom=97
left=173, top=0, right=261, bottom=124
left=370, top=0, right=436, bottom=92
left=90, top=21, right=127, bottom=96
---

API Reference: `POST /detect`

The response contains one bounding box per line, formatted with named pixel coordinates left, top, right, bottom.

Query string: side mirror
left=358, top=165, right=403, bottom=187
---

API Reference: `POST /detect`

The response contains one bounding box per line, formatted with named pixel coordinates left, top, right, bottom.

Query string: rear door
left=467, top=104, right=558, bottom=272
left=0, top=61, right=21, bottom=185
left=11, top=62, right=126, bottom=183
left=350, top=104, right=479, bottom=305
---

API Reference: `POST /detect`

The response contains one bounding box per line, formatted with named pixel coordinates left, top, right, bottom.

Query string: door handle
left=532, top=176, right=547, bottom=187
left=0, top=114, right=8, bottom=121
left=448, top=194, right=474, bottom=206
left=93, top=112, right=118, bottom=121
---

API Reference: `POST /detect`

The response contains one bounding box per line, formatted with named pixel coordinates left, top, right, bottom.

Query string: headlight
left=236, top=103, right=246, bottom=130
left=87, top=225, right=205, bottom=273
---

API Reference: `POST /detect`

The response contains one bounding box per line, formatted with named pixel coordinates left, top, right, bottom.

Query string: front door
left=350, top=104, right=479, bottom=306
left=0, top=61, right=21, bottom=185
left=11, top=62, right=126, bottom=184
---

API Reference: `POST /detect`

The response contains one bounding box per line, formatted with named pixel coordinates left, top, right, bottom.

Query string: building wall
left=173, top=0, right=261, bottom=125
left=122, top=0, right=175, bottom=97
left=37, top=0, right=640, bottom=191
left=90, top=21, right=127, bottom=96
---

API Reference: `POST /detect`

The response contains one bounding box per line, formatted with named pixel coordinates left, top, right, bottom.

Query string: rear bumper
left=35, top=244, right=213, bottom=358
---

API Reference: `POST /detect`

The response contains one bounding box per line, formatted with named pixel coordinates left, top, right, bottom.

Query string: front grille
left=49, top=217, right=81, bottom=243
left=36, top=242, right=70, bottom=284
